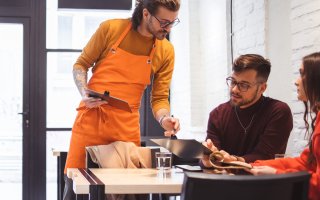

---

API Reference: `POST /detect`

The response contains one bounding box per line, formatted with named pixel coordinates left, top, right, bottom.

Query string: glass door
left=0, top=18, right=29, bottom=200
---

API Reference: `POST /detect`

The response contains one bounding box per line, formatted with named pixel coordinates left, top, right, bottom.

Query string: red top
left=253, top=113, right=320, bottom=200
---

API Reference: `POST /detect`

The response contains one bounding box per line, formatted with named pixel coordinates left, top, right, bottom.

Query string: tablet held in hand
left=86, top=89, right=132, bottom=113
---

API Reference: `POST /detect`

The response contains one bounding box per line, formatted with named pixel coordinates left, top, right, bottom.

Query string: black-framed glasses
left=226, top=77, right=260, bottom=92
left=152, top=15, right=180, bottom=28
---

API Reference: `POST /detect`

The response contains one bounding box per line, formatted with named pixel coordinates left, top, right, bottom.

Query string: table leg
left=89, top=184, right=105, bottom=200
left=57, top=152, right=67, bottom=200
left=76, top=194, right=89, bottom=200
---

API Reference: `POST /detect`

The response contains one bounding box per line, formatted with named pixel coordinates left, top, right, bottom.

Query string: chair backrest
left=180, top=171, right=310, bottom=200
left=86, top=148, right=99, bottom=168
left=85, top=143, right=161, bottom=168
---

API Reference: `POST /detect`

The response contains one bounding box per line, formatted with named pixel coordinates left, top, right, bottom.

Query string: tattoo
left=73, top=68, right=88, bottom=96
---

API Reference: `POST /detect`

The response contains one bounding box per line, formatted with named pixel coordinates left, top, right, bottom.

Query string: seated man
left=201, top=54, right=293, bottom=168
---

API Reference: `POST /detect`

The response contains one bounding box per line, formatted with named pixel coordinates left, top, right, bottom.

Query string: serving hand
left=82, top=89, right=108, bottom=108
left=161, top=115, right=181, bottom=137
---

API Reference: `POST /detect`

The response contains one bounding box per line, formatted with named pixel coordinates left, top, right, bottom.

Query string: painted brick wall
left=232, top=0, right=266, bottom=57
left=288, top=0, right=320, bottom=155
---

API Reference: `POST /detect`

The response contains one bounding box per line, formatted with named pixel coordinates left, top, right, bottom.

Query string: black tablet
left=150, top=138, right=212, bottom=159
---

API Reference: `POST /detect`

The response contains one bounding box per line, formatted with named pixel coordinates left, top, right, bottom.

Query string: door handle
left=18, top=111, right=30, bottom=127
left=18, top=111, right=28, bottom=115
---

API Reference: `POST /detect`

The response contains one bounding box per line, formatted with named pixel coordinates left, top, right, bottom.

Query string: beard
left=230, top=86, right=260, bottom=107
left=146, top=18, right=168, bottom=40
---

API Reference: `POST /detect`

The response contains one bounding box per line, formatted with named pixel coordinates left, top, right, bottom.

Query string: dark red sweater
left=206, top=96, right=293, bottom=162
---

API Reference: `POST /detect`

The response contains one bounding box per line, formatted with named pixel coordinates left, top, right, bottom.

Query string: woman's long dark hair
left=301, top=52, right=320, bottom=165
left=131, top=0, right=180, bottom=30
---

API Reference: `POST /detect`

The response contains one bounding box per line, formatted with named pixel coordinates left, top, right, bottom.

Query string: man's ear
left=142, top=8, right=149, bottom=19
left=260, top=82, right=267, bottom=93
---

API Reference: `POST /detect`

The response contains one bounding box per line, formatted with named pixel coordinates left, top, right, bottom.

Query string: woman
left=247, top=52, right=320, bottom=200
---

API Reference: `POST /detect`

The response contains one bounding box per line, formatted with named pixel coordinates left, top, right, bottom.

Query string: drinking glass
left=155, top=152, right=172, bottom=171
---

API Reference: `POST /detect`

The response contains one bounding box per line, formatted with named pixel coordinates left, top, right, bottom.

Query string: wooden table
left=52, top=137, right=169, bottom=200
left=67, top=168, right=184, bottom=199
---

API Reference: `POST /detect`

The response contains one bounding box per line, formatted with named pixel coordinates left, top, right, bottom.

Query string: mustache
left=230, top=92, right=241, bottom=97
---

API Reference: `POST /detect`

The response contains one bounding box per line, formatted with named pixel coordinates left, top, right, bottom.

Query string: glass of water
left=155, top=152, right=172, bottom=171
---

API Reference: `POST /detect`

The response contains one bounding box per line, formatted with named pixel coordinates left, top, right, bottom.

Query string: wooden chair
left=180, top=171, right=311, bottom=200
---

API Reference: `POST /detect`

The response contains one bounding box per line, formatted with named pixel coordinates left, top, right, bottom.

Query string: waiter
left=63, top=0, right=181, bottom=199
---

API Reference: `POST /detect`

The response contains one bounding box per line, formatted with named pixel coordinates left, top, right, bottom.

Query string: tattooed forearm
left=73, top=67, right=88, bottom=96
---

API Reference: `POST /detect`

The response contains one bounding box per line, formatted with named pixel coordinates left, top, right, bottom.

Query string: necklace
left=234, top=97, right=265, bottom=135
left=234, top=107, right=255, bottom=135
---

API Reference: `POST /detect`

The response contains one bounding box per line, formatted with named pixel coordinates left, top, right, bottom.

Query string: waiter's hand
left=82, top=90, right=108, bottom=108
left=161, top=115, right=180, bottom=137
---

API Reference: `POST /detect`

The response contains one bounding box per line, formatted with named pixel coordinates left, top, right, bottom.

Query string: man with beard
left=201, top=54, right=293, bottom=168
left=63, top=0, right=181, bottom=199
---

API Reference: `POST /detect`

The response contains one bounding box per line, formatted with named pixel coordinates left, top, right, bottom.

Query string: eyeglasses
left=152, top=15, right=180, bottom=28
left=226, top=77, right=261, bottom=92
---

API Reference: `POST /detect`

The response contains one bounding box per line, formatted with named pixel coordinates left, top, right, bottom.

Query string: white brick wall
left=288, top=0, right=320, bottom=155
left=171, top=0, right=320, bottom=154
left=232, top=0, right=266, bottom=56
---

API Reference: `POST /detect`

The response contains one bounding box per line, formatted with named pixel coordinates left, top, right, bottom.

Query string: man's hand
left=219, top=150, right=238, bottom=162
left=200, top=139, right=218, bottom=168
left=161, top=115, right=180, bottom=137
left=201, top=139, right=243, bottom=164
left=82, top=89, right=108, bottom=108
left=202, top=139, right=218, bottom=152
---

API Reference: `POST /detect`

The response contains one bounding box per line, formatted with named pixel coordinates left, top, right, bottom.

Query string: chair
left=180, top=171, right=310, bottom=200
left=85, top=143, right=162, bottom=200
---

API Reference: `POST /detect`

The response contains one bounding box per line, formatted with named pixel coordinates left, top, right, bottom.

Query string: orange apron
left=65, top=22, right=157, bottom=172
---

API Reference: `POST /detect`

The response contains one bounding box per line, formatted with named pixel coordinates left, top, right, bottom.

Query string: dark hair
left=131, top=0, right=180, bottom=30
left=301, top=52, right=320, bottom=165
left=232, top=54, right=271, bottom=82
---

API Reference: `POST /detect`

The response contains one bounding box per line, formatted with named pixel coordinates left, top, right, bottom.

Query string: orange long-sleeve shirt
left=74, top=18, right=175, bottom=114
left=252, top=113, right=320, bottom=200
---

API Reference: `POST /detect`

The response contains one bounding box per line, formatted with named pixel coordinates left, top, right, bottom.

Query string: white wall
left=266, top=0, right=292, bottom=105
left=171, top=0, right=229, bottom=140
left=170, top=0, right=192, bottom=138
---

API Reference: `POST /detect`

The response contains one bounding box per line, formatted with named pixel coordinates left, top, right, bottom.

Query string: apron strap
left=111, top=22, right=133, bottom=51
left=110, top=21, right=158, bottom=65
